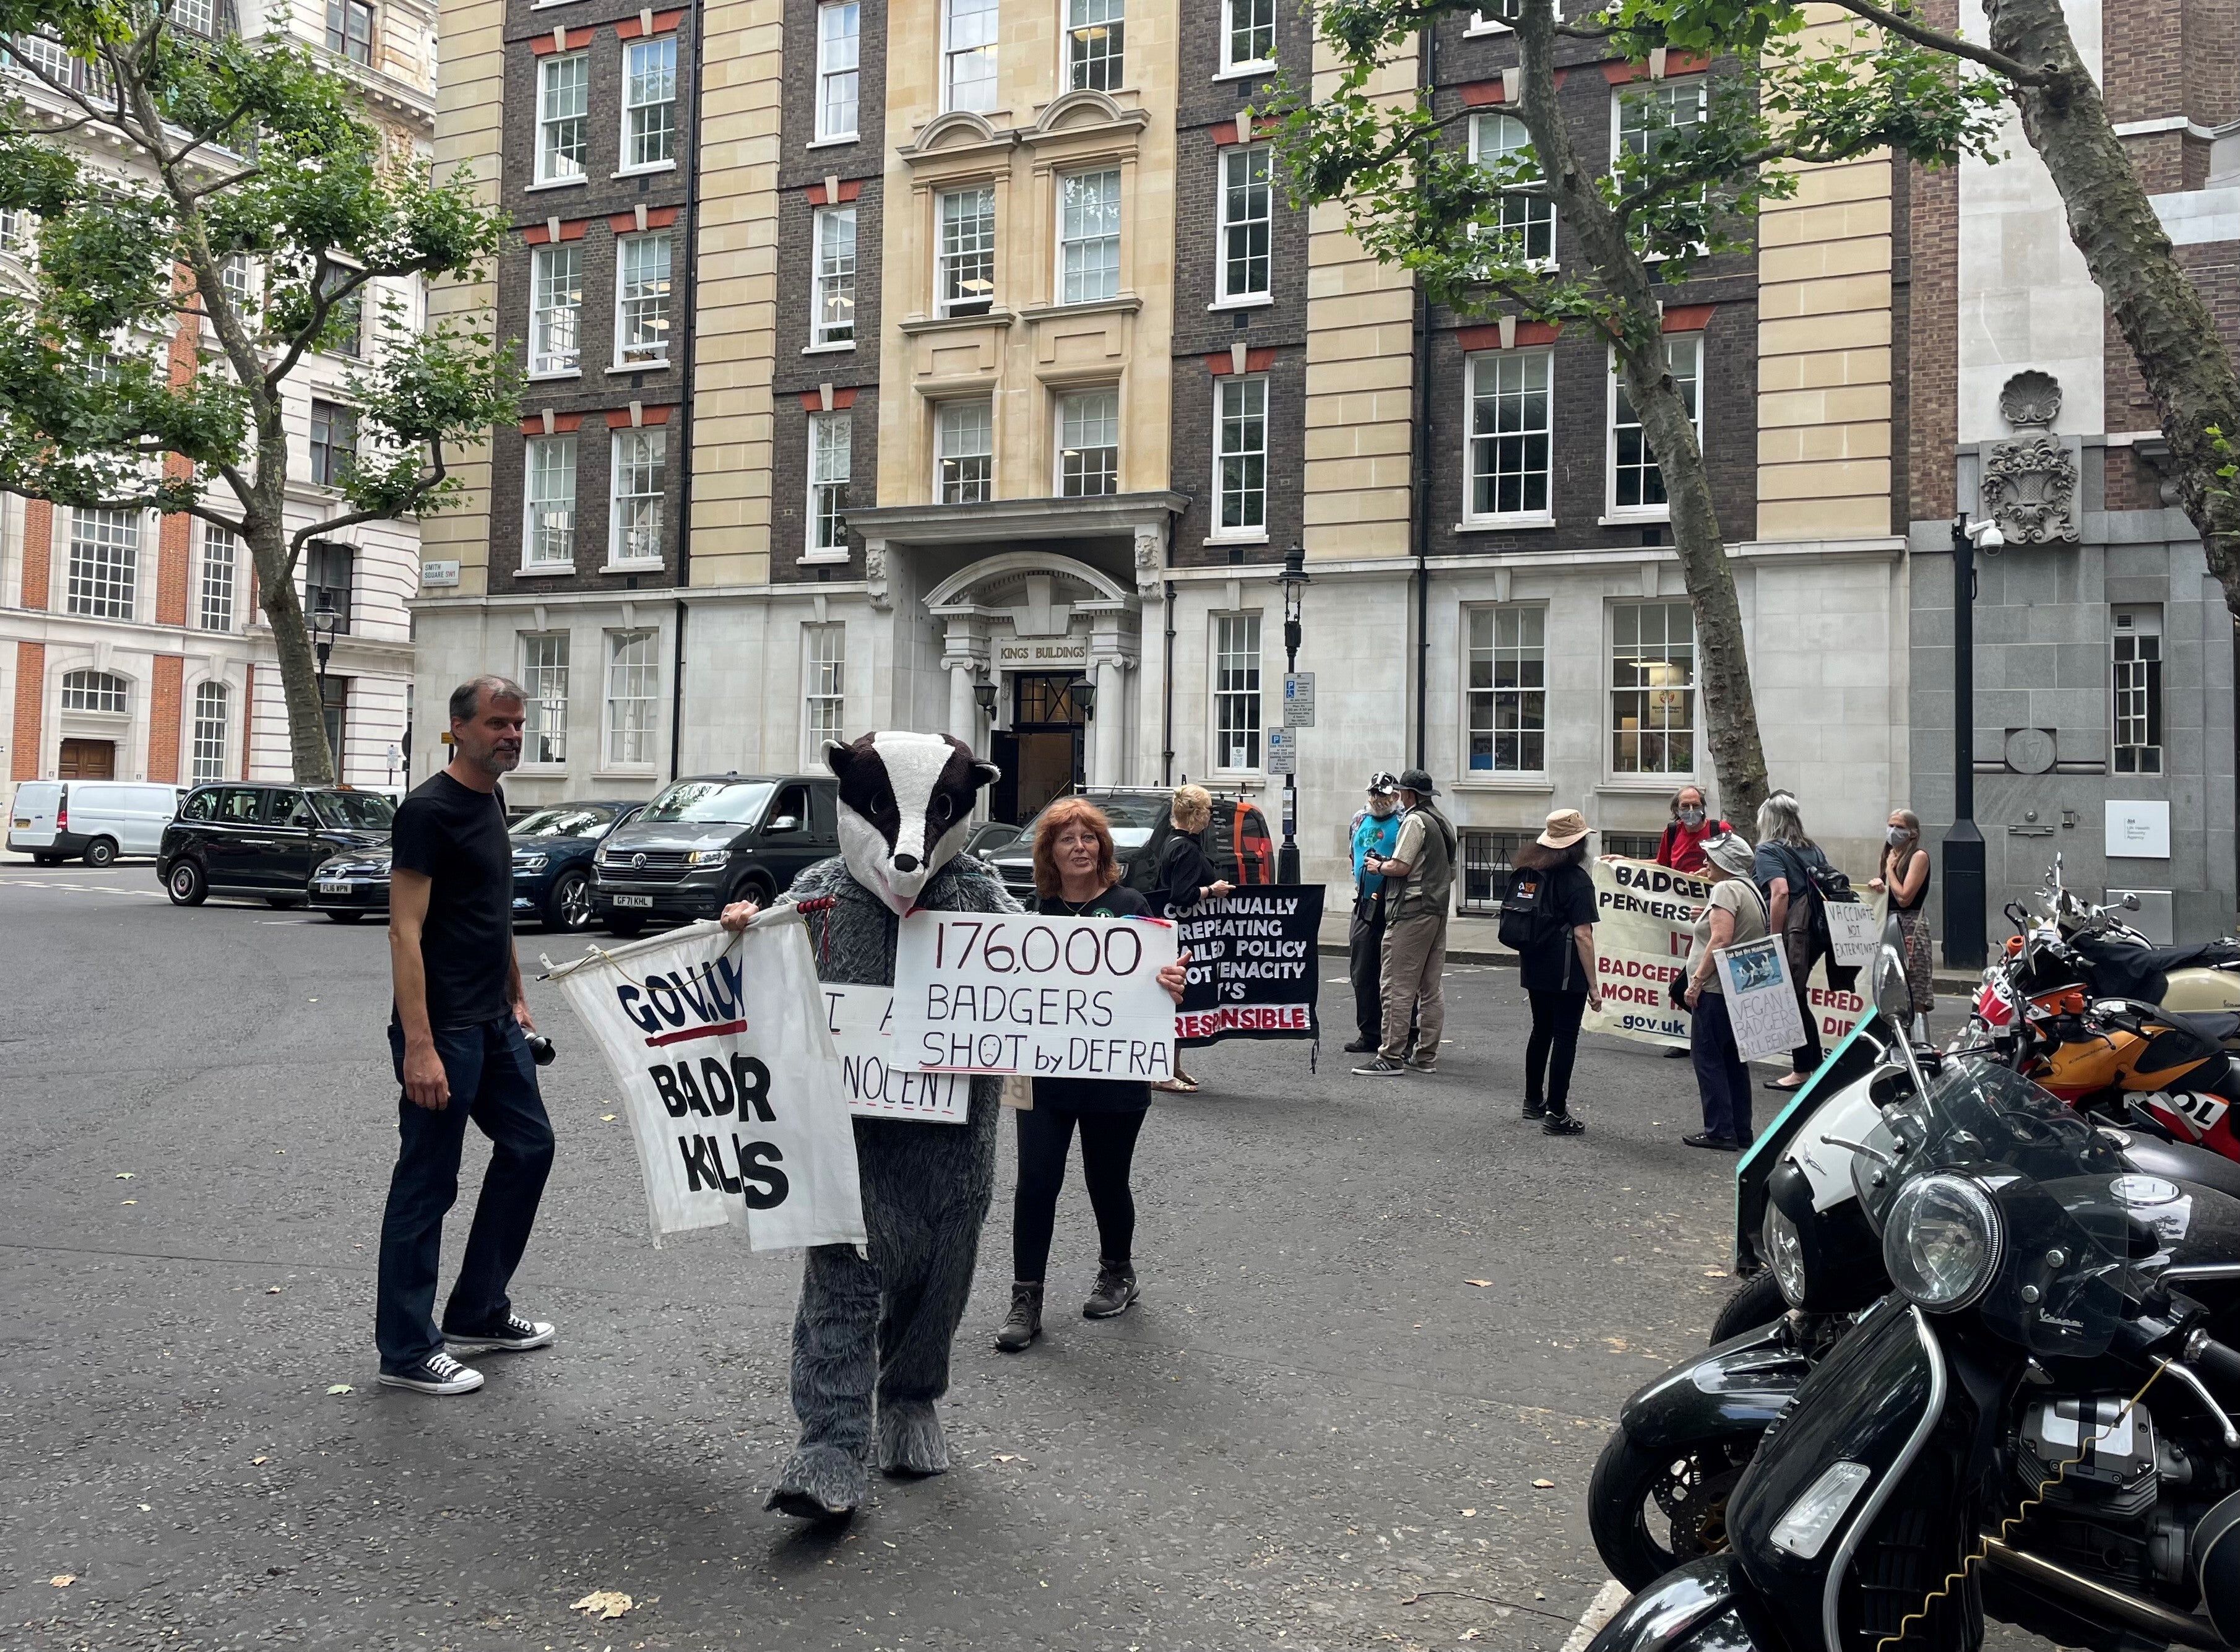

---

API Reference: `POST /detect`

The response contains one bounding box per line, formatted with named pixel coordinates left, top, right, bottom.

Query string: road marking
left=1560, top=1580, right=1630, bottom=1652
left=0, top=878, right=163, bottom=897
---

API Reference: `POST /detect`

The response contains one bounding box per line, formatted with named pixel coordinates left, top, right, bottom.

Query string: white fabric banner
left=890, top=910, right=1179, bottom=1079
left=1715, top=936, right=1809, bottom=1062
left=821, top=984, right=969, bottom=1124
left=547, top=913, right=867, bottom=1251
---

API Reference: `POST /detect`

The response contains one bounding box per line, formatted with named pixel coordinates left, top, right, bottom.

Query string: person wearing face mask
left=1344, top=773, right=1406, bottom=1055
left=1655, top=785, right=1725, bottom=874
left=1867, top=808, right=1933, bottom=1041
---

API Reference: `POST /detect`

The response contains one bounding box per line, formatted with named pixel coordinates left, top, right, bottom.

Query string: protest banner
left=1172, top=884, right=1326, bottom=1046
left=1824, top=899, right=1881, bottom=969
left=547, top=912, right=867, bottom=1250
left=890, top=910, right=1179, bottom=1079
left=1715, top=936, right=1809, bottom=1061
left=820, top=984, right=968, bottom=1123
left=1580, top=857, right=1882, bottom=1052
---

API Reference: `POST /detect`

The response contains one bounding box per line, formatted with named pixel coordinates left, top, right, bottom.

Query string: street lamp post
left=1276, top=543, right=1309, bottom=884
left=1944, top=514, right=2004, bottom=970
left=311, top=603, right=340, bottom=777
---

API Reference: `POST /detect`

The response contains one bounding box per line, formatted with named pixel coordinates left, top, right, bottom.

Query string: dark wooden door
left=58, top=739, right=115, bottom=779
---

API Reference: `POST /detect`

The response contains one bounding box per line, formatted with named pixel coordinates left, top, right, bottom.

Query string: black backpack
left=1498, top=865, right=1567, bottom=953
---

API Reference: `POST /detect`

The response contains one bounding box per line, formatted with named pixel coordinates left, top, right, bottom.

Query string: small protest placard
left=821, top=984, right=967, bottom=1124
left=1715, top=936, right=1808, bottom=1063
left=1824, top=900, right=1880, bottom=969
left=1172, top=884, right=1326, bottom=1047
left=891, top=911, right=1178, bottom=1079
left=548, top=914, right=867, bottom=1250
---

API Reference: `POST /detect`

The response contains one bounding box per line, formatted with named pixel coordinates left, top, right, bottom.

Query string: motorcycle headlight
left=1883, top=1173, right=2002, bottom=1311
left=514, top=852, right=549, bottom=871
left=1763, top=1203, right=1809, bottom=1308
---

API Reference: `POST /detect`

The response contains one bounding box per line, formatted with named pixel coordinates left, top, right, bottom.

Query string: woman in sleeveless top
left=1868, top=808, right=1933, bottom=1039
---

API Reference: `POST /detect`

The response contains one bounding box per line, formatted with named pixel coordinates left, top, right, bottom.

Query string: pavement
left=0, top=857, right=2031, bottom=1652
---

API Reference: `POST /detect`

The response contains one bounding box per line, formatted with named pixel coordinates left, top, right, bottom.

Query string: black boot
left=995, top=1281, right=1044, bottom=1352
left=1083, top=1260, right=1138, bottom=1319
left=1521, top=1099, right=1547, bottom=1120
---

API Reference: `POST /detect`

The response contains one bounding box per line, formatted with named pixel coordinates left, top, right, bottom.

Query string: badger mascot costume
left=764, top=730, right=1016, bottom=1520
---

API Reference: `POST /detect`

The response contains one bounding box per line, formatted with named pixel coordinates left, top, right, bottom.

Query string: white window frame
left=2112, top=605, right=2164, bottom=776
left=1065, top=0, right=1124, bottom=93
left=1055, top=387, right=1119, bottom=498
left=608, top=427, right=667, bottom=566
left=1057, top=167, right=1120, bottom=306
left=522, top=433, right=579, bottom=569
left=1611, top=76, right=1710, bottom=260
left=935, top=397, right=993, bottom=503
left=1214, top=144, right=1271, bottom=306
left=534, top=51, right=591, bottom=186
left=620, top=35, right=678, bottom=173
left=603, top=629, right=659, bottom=768
left=1218, top=0, right=1274, bottom=75
left=811, top=205, right=857, bottom=347
left=1463, top=348, right=1554, bottom=527
left=936, top=186, right=996, bottom=318
left=1607, top=599, right=1698, bottom=781
left=1462, top=603, right=1549, bottom=780
left=942, top=0, right=999, bottom=113
left=521, top=631, right=571, bottom=766
left=1606, top=334, right=1702, bottom=523
left=1468, top=111, right=1554, bottom=268
left=67, top=507, right=139, bottom=621
left=802, top=623, right=847, bottom=763
left=1211, top=374, right=1268, bottom=542
left=191, top=680, right=230, bottom=785
left=1466, top=0, right=1562, bottom=35
left=197, top=522, right=237, bottom=633
left=806, top=412, right=852, bottom=561
left=613, top=231, right=673, bottom=367
left=816, top=0, right=861, bottom=140
left=61, top=668, right=129, bottom=714
left=528, top=242, right=582, bottom=376
left=1211, top=612, right=1264, bottom=774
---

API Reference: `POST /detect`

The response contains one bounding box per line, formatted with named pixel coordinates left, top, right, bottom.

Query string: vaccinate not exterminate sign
left=890, top=910, right=1179, bottom=1079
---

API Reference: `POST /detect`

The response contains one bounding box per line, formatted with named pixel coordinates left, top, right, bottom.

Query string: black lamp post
left=311, top=602, right=340, bottom=771
left=1276, top=542, right=1309, bottom=884
left=1944, top=513, right=2004, bottom=969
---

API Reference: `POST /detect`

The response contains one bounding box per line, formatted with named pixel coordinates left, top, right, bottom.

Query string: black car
left=985, top=789, right=1274, bottom=907
left=305, top=799, right=647, bottom=928
left=591, top=772, right=839, bottom=936
left=158, top=784, right=397, bottom=909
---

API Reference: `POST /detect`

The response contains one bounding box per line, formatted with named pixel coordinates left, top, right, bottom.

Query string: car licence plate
left=318, top=881, right=351, bottom=895
left=613, top=893, right=655, bottom=909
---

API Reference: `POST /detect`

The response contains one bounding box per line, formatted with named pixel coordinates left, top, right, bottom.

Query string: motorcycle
left=2019, top=991, right=2240, bottom=1158
left=1591, top=945, right=2240, bottom=1652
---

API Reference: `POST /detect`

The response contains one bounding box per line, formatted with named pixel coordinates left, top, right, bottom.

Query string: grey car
left=590, top=772, right=840, bottom=936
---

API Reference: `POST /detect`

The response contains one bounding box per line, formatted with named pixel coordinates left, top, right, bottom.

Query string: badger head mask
left=826, top=731, right=1003, bottom=915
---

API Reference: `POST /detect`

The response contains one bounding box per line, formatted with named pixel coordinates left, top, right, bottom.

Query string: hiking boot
left=1083, top=1261, right=1138, bottom=1320
left=995, top=1281, right=1044, bottom=1352
left=1542, top=1111, right=1585, bottom=1137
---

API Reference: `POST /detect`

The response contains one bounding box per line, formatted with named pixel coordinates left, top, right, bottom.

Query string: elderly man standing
left=1343, top=772, right=1404, bottom=1055
left=1352, top=768, right=1458, bottom=1078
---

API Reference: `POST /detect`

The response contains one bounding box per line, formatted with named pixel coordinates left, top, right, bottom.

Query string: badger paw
left=876, top=1401, right=948, bottom=1477
left=764, top=1445, right=865, bottom=1520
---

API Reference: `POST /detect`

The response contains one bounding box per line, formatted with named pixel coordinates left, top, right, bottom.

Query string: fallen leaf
left=1461, top=1632, right=1481, bottom=1642
left=1531, top=1478, right=1555, bottom=1489
left=324, top=1384, right=353, bottom=1396
left=266, top=1286, right=282, bottom=1294
left=307, top=998, right=318, bottom=1003
left=120, top=1200, right=136, bottom=1206
left=1461, top=1508, right=1477, bottom=1518
left=251, top=1456, right=268, bottom=1466
left=137, top=1504, right=150, bottom=1511
left=1464, top=1279, right=1493, bottom=1288
left=50, top=1575, right=75, bottom=1587
left=570, top=1590, right=634, bottom=1620
left=1705, top=1269, right=1729, bottom=1279
left=992, top=1454, right=1026, bottom=1463
left=600, top=1114, right=617, bottom=1122
left=114, top=1172, right=134, bottom=1180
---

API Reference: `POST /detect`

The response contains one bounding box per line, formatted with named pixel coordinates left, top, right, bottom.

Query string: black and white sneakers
left=1352, top=1057, right=1409, bottom=1076
left=378, top=1351, right=485, bottom=1396
left=443, top=1314, right=556, bottom=1354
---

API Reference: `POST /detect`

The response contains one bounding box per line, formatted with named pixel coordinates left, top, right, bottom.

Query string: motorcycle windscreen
left=1732, top=1019, right=1889, bottom=1273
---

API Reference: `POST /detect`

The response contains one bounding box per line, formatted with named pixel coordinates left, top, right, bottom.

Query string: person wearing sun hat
left=1505, top=808, right=1602, bottom=1135
left=1354, top=768, right=1457, bottom=1076
left=1680, top=829, right=1772, bottom=1151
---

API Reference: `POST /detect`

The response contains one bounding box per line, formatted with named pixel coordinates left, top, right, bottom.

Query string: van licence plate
left=613, top=893, right=654, bottom=909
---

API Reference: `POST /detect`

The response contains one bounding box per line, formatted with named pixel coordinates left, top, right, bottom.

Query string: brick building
left=415, top=0, right=1914, bottom=890
left=0, top=2, right=438, bottom=796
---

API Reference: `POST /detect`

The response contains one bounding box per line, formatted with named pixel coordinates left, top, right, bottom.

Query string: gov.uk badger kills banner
left=1172, top=885, right=1326, bottom=1047
left=547, top=912, right=866, bottom=1250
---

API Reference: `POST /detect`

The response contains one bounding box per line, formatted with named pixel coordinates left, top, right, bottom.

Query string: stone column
left=946, top=659, right=978, bottom=751
left=1092, top=654, right=1123, bottom=787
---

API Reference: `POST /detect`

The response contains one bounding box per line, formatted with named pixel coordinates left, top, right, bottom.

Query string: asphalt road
left=0, top=857, right=2013, bottom=1652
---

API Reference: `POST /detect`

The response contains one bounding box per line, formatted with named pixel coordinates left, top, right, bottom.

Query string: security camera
left=1965, top=517, right=2006, bottom=554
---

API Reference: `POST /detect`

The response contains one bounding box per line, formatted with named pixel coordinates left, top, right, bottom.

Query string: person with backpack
left=1752, top=790, right=1856, bottom=1094
left=1344, top=773, right=1407, bottom=1055
left=1352, top=769, right=1457, bottom=1078
left=1502, top=809, right=1602, bottom=1136
left=1153, top=784, right=1232, bottom=1094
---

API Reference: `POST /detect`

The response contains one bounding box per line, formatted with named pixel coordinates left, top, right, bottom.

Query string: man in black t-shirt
left=374, top=675, right=557, bottom=1396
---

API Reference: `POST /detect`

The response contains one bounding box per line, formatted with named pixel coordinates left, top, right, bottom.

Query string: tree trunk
left=248, top=522, right=337, bottom=785
left=1512, top=6, right=1771, bottom=825
left=1989, top=0, right=2240, bottom=605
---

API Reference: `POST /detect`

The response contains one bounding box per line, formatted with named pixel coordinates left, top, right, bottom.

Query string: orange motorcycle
left=2017, top=992, right=2240, bottom=1161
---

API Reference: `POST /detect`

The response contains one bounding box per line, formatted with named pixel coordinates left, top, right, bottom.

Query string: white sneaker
left=378, top=1350, right=485, bottom=1395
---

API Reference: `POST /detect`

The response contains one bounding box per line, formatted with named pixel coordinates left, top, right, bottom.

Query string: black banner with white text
left=1172, top=884, right=1326, bottom=1047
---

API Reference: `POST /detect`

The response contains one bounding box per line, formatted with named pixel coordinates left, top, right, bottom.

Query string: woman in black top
left=1869, top=807, right=1934, bottom=1040
left=1511, top=808, right=1602, bottom=1136
left=1153, top=784, right=1231, bottom=1094
left=996, top=797, right=1190, bottom=1353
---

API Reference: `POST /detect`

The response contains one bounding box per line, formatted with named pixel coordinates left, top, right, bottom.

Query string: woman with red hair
left=995, top=797, right=1187, bottom=1353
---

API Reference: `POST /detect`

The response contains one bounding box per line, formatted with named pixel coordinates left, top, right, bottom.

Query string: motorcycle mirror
left=1873, top=915, right=1911, bottom=1024
left=2123, top=892, right=2142, bottom=910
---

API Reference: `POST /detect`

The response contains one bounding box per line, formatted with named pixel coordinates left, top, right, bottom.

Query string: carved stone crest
left=864, top=540, right=891, bottom=610
left=1981, top=370, right=2078, bottom=543
left=1132, top=525, right=1165, bottom=596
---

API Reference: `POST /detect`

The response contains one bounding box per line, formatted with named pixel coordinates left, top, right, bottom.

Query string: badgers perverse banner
left=1172, top=884, right=1326, bottom=1047
left=546, top=913, right=867, bottom=1250
left=1580, top=857, right=1883, bottom=1052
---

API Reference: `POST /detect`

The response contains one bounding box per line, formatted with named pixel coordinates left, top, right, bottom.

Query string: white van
left=8, top=780, right=184, bottom=866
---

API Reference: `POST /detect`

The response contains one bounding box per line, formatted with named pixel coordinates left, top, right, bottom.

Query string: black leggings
left=1011, top=1106, right=1148, bottom=1283
left=1524, top=988, right=1589, bottom=1114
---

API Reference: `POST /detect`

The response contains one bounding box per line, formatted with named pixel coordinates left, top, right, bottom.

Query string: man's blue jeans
left=376, top=1017, right=555, bottom=1373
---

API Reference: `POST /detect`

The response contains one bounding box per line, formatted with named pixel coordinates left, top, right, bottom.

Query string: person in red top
left=1655, top=785, right=1724, bottom=873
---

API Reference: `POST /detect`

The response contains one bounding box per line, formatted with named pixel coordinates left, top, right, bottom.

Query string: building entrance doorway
left=59, top=738, right=115, bottom=779
left=988, top=672, right=1086, bottom=826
